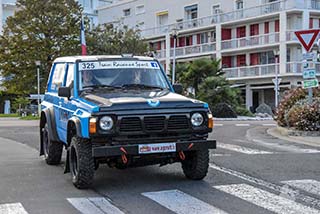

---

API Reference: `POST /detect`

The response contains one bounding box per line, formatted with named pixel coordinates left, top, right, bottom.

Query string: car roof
left=53, top=55, right=155, bottom=63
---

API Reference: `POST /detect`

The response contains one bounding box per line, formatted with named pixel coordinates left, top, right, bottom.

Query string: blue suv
left=40, top=55, right=216, bottom=189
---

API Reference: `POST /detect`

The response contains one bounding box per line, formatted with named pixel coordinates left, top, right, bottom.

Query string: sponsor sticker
left=79, top=61, right=159, bottom=70
left=138, top=143, right=176, bottom=154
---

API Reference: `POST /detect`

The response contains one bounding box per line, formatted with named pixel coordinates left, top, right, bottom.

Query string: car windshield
left=78, top=60, right=170, bottom=91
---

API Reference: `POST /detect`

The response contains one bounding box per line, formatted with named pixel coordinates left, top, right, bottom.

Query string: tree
left=0, top=0, right=83, bottom=95
left=86, top=24, right=149, bottom=55
left=178, top=58, right=222, bottom=95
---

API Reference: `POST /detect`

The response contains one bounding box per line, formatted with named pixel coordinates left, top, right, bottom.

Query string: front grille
left=119, top=117, right=142, bottom=132
left=144, top=116, right=165, bottom=131
left=168, top=115, right=189, bottom=130
left=119, top=115, right=190, bottom=133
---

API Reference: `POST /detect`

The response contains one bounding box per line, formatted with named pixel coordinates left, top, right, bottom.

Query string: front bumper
left=92, top=140, right=216, bottom=158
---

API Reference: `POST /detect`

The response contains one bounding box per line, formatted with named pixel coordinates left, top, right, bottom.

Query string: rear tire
left=41, top=123, right=63, bottom=165
left=69, top=136, right=94, bottom=189
left=181, top=149, right=209, bottom=180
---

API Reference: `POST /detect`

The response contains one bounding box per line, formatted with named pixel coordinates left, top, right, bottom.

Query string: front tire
left=181, top=149, right=209, bottom=180
left=41, top=123, right=63, bottom=165
left=69, top=136, right=94, bottom=189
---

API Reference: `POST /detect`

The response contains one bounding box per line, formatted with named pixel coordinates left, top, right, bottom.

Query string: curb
left=267, top=127, right=320, bottom=148
left=213, top=117, right=274, bottom=121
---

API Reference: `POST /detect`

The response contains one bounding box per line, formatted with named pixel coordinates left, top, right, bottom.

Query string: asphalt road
left=0, top=118, right=319, bottom=214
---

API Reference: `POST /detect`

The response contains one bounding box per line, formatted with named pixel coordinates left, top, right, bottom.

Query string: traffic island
left=268, top=126, right=320, bottom=147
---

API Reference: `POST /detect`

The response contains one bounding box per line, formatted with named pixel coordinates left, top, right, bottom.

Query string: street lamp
left=273, top=50, right=280, bottom=108
left=171, top=28, right=178, bottom=84
left=35, top=60, right=41, bottom=116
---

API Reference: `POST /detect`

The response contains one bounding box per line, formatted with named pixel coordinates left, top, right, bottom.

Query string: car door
left=50, top=63, right=68, bottom=142
left=58, top=63, right=77, bottom=143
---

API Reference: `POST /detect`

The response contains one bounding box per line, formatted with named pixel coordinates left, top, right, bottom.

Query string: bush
left=295, top=99, right=320, bottom=131
left=275, top=87, right=307, bottom=127
left=212, top=103, right=237, bottom=118
left=235, top=106, right=254, bottom=117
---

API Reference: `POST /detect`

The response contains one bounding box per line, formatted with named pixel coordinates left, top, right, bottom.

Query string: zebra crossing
left=215, top=140, right=320, bottom=155
left=2, top=178, right=320, bottom=214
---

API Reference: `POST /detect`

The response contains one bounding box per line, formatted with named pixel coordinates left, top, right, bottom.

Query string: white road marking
left=262, top=124, right=277, bottom=126
left=209, top=164, right=320, bottom=209
left=142, top=189, right=228, bottom=214
left=282, top=180, right=320, bottom=196
left=215, top=183, right=320, bottom=214
left=235, top=124, right=250, bottom=127
left=214, top=124, right=224, bottom=126
left=67, top=197, right=124, bottom=214
left=252, top=139, right=320, bottom=154
left=0, top=203, right=28, bottom=214
left=218, top=143, right=273, bottom=154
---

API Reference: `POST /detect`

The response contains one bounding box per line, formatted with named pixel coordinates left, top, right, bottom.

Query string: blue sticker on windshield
left=150, top=62, right=158, bottom=68
left=147, top=99, right=160, bottom=107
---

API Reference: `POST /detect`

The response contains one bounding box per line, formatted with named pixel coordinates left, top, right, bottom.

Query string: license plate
left=138, top=143, right=176, bottom=154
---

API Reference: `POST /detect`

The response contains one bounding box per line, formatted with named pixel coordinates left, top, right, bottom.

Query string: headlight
left=99, top=116, right=113, bottom=130
left=191, top=113, right=204, bottom=127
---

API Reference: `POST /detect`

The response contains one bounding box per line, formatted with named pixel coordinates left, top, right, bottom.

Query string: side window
left=66, top=63, right=74, bottom=87
left=51, top=63, right=66, bottom=92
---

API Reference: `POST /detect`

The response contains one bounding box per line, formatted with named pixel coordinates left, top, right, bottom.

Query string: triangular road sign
left=295, top=30, right=320, bottom=52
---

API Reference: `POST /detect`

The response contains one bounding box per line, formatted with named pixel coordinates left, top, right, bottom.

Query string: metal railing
left=154, top=42, right=216, bottom=60
left=286, top=62, right=320, bottom=73
left=224, top=64, right=279, bottom=79
left=311, top=0, right=320, bottom=9
left=141, top=0, right=291, bottom=38
left=221, top=33, right=280, bottom=50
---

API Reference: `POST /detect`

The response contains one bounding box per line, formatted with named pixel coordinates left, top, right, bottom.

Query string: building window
left=236, top=0, right=244, bottom=10
left=212, top=5, right=220, bottom=14
left=123, top=8, right=131, bottom=17
left=185, top=4, right=198, bottom=20
left=156, top=11, right=169, bottom=27
left=136, top=5, right=145, bottom=15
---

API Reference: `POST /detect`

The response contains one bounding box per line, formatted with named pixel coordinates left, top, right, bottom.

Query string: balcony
left=154, top=42, right=216, bottom=60
left=221, top=33, right=280, bottom=50
left=224, top=64, right=279, bottom=79
left=287, top=62, right=320, bottom=74
left=311, top=0, right=320, bottom=9
left=141, top=0, right=295, bottom=38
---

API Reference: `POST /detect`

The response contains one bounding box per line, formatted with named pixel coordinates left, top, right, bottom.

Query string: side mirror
left=173, top=84, right=183, bottom=94
left=58, top=87, right=71, bottom=99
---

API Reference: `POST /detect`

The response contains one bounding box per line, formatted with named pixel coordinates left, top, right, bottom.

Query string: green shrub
left=295, top=99, right=320, bottom=131
left=235, top=106, right=254, bottom=117
left=275, top=87, right=307, bottom=127
left=212, top=103, right=237, bottom=118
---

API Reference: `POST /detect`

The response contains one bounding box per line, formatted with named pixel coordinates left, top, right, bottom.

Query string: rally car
left=40, top=55, right=216, bottom=189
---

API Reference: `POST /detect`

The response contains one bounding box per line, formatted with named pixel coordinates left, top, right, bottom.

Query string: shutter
left=222, top=29, right=231, bottom=40
left=264, top=22, right=269, bottom=34
left=250, top=24, right=259, bottom=36
left=237, top=55, right=246, bottom=67
left=237, top=26, right=246, bottom=38
left=275, top=20, right=279, bottom=32
left=197, top=34, right=201, bottom=44
left=222, top=56, right=232, bottom=68
left=250, top=53, right=260, bottom=65
left=309, top=18, right=313, bottom=29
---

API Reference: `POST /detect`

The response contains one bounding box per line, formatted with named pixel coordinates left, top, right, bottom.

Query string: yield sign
left=294, top=30, right=320, bottom=52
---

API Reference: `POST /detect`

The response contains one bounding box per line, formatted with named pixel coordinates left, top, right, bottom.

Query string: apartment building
left=98, top=0, right=320, bottom=111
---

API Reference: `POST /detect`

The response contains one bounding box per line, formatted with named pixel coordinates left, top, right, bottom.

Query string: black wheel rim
left=70, top=145, right=78, bottom=179
left=42, top=125, right=49, bottom=158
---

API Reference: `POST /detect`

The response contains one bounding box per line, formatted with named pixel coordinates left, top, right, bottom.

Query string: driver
left=82, top=70, right=99, bottom=86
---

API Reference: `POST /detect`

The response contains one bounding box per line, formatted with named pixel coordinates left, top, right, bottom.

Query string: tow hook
left=120, top=147, right=128, bottom=164
left=179, top=151, right=186, bottom=160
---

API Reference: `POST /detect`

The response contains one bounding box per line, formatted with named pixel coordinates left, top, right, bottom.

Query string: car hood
left=80, top=90, right=206, bottom=111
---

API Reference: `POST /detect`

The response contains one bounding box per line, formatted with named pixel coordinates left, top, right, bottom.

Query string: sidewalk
left=268, top=127, right=320, bottom=148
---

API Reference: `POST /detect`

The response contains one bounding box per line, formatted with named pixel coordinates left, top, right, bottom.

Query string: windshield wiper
left=120, top=84, right=165, bottom=90
left=82, top=84, right=122, bottom=91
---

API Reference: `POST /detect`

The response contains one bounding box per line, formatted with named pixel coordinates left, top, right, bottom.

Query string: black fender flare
left=64, top=117, right=83, bottom=174
left=39, top=108, right=60, bottom=156
left=66, top=117, right=83, bottom=147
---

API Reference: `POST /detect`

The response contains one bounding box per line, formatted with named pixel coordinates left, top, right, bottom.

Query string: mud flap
left=39, top=128, right=44, bottom=156
left=64, top=149, right=70, bottom=173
